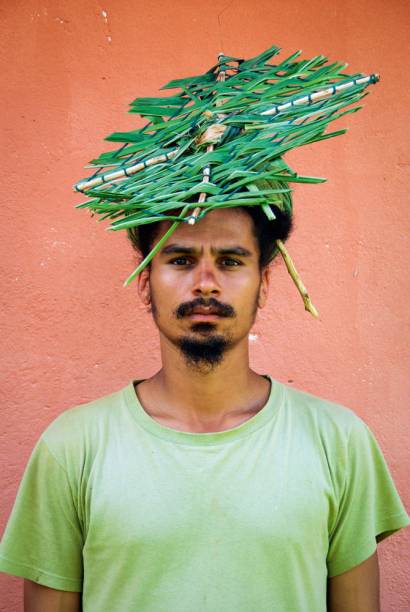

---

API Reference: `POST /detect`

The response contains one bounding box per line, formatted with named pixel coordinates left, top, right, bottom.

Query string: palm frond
left=74, top=44, right=379, bottom=315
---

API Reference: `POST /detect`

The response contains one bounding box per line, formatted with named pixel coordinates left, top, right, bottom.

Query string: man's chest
left=82, top=432, right=333, bottom=563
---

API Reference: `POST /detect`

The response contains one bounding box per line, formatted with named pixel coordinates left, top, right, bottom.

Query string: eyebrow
left=160, top=244, right=253, bottom=257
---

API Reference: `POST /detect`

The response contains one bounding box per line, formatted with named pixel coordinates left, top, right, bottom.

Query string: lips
left=191, top=306, right=220, bottom=315
left=189, top=307, right=221, bottom=321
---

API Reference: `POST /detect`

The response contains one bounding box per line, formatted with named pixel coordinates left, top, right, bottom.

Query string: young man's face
left=138, top=207, right=270, bottom=371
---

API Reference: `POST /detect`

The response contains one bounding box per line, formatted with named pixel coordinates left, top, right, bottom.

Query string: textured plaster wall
left=0, top=1, right=409, bottom=610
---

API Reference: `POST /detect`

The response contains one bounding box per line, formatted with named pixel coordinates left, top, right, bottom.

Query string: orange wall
left=1, top=1, right=409, bottom=609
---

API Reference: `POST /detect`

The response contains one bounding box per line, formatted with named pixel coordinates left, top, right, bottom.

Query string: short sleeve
left=327, top=418, right=409, bottom=577
left=0, top=437, right=83, bottom=591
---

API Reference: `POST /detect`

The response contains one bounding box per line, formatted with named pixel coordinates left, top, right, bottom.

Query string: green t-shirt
left=0, top=376, right=408, bottom=611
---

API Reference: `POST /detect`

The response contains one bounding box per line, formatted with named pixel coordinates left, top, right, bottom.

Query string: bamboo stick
left=188, top=53, right=226, bottom=226
left=275, top=239, right=319, bottom=318
left=261, top=74, right=379, bottom=116
left=74, top=149, right=178, bottom=192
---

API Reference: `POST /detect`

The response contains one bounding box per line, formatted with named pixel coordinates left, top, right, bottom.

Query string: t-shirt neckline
left=123, top=374, right=283, bottom=445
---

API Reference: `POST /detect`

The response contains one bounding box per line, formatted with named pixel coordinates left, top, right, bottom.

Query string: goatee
left=177, top=323, right=232, bottom=373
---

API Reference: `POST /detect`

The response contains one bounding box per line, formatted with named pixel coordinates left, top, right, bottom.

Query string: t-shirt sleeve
left=0, top=437, right=83, bottom=591
left=327, top=417, right=410, bottom=577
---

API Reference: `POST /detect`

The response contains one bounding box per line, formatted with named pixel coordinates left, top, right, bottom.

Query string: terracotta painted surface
left=1, top=1, right=409, bottom=610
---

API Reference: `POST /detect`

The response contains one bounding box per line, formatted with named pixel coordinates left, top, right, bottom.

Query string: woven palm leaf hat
left=74, top=43, right=379, bottom=317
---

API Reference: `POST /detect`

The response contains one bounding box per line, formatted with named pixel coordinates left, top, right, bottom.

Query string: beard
left=150, top=286, right=260, bottom=374
left=172, top=297, right=234, bottom=371
left=177, top=322, right=233, bottom=373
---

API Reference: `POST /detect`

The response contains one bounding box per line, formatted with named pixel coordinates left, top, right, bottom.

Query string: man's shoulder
left=277, top=379, right=368, bottom=439
left=40, top=383, right=131, bottom=451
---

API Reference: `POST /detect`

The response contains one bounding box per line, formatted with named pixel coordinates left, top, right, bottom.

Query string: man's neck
left=135, top=336, right=271, bottom=433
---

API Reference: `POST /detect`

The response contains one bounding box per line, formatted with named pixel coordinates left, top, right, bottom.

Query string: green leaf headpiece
left=74, top=44, right=379, bottom=317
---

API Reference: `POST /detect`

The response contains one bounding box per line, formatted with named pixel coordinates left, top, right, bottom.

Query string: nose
left=192, top=259, right=221, bottom=298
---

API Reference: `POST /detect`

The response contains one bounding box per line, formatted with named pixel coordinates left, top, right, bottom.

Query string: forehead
left=158, top=207, right=257, bottom=249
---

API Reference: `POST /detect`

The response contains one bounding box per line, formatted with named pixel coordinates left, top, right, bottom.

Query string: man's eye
left=169, top=257, right=191, bottom=265
left=220, top=258, right=241, bottom=266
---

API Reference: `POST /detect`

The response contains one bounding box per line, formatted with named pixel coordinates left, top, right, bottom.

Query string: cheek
left=149, top=273, right=182, bottom=318
left=151, top=265, right=185, bottom=288
left=228, top=280, right=261, bottom=318
left=234, top=272, right=261, bottom=298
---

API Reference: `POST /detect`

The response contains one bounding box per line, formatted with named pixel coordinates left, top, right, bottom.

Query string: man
left=2, top=43, right=409, bottom=611
left=0, top=203, right=409, bottom=611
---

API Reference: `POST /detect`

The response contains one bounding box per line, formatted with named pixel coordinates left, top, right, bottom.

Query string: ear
left=257, top=265, right=271, bottom=309
left=137, top=266, right=151, bottom=307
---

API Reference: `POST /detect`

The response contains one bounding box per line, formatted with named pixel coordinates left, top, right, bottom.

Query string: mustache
left=175, top=297, right=236, bottom=319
